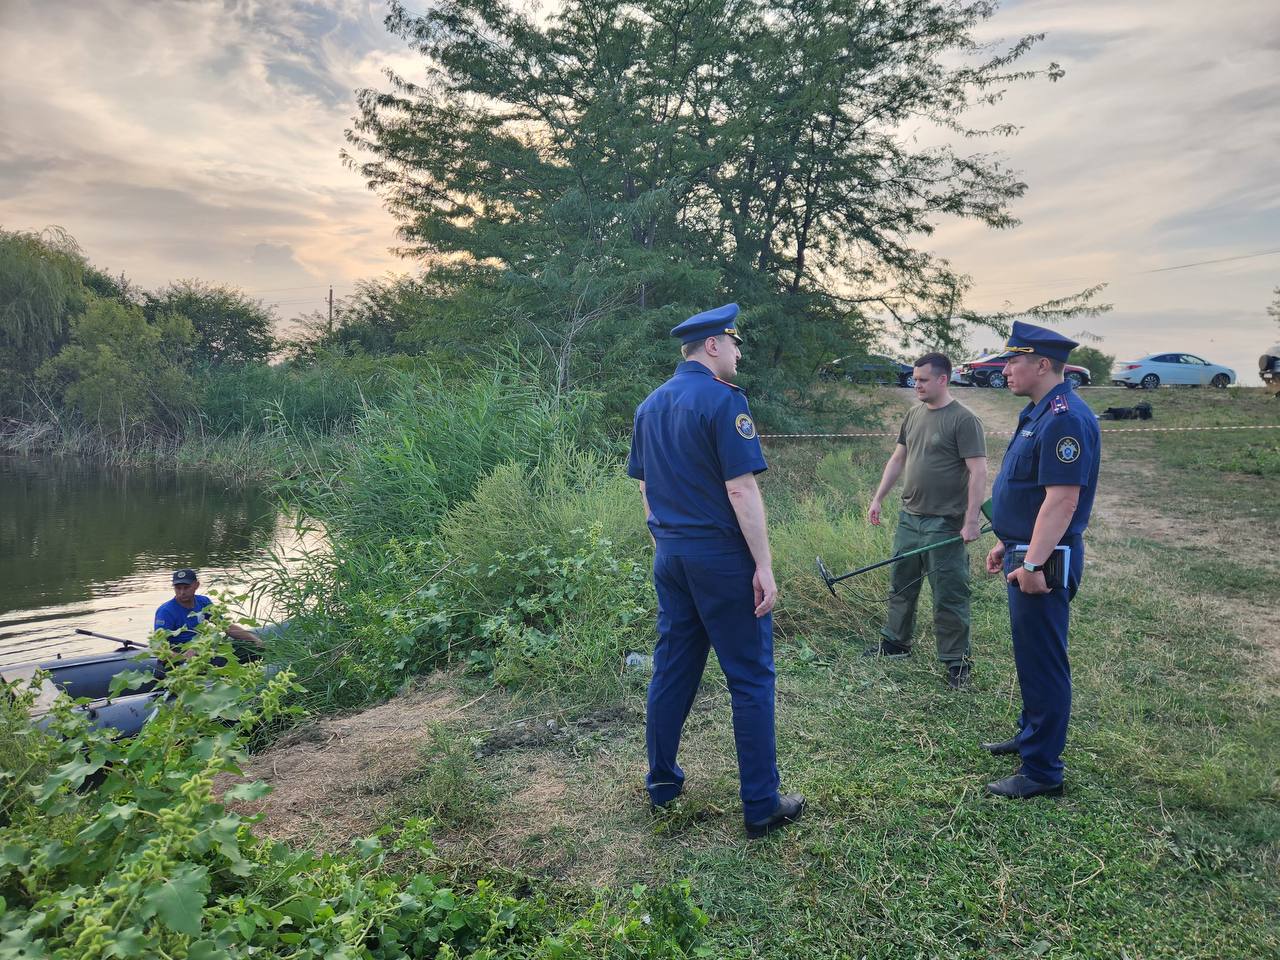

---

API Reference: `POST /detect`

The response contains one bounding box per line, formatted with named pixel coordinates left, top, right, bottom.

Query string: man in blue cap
left=627, top=303, right=805, bottom=838
left=155, top=569, right=262, bottom=656
left=982, top=320, right=1100, bottom=798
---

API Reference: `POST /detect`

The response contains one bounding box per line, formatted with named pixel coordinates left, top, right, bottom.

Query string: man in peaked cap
left=981, top=320, right=1101, bottom=798
left=626, top=303, right=805, bottom=839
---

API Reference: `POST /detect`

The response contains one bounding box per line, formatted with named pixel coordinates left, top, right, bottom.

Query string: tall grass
left=288, top=363, right=599, bottom=549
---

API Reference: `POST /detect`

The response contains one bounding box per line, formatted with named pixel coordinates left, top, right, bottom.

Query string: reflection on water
left=0, top=456, right=289, bottom=669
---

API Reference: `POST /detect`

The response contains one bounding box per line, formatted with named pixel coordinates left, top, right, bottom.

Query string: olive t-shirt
left=896, top=400, right=987, bottom=518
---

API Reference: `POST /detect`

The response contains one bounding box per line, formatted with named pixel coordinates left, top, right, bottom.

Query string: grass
left=239, top=381, right=1279, bottom=957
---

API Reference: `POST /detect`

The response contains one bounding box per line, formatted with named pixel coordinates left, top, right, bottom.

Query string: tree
left=1268, top=285, right=1280, bottom=333
left=346, top=0, right=1067, bottom=400
left=144, top=280, right=276, bottom=367
left=1071, top=345, right=1115, bottom=385
left=36, top=298, right=194, bottom=432
left=0, top=227, right=88, bottom=378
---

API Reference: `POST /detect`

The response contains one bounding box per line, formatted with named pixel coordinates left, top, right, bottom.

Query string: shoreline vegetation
left=5, top=331, right=1279, bottom=957
left=4, top=0, right=1278, bottom=946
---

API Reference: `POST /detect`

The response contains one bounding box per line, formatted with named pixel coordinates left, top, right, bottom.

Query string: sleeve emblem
left=735, top=413, right=757, bottom=439
left=1055, top=436, right=1081, bottom=463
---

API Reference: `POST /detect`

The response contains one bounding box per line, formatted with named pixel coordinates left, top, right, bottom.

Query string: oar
left=816, top=500, right=994, bottom=598
left=75, top=628, right=144, bottom=651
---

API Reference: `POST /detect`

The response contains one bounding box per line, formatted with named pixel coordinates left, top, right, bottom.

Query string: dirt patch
left=217, top=677, right=471, bottom=848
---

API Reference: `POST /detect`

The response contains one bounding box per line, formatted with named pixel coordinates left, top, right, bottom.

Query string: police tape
left=758, top=424, right=1280, bottom=439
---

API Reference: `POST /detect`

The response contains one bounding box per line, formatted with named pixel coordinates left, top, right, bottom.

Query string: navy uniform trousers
left=1003, top=534, right=1085, bottom=786
left=646, top=546, right=780, bottom=822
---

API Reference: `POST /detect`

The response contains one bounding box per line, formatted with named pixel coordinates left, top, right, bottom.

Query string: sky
left=2, top=0, right=1278, bottom=381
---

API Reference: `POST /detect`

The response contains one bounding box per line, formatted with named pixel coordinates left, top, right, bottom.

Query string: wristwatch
left=1022, top=559, right=1043, bottom=573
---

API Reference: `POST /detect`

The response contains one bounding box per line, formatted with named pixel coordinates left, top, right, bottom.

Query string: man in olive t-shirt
left=866, top=353, right=988, bottom=688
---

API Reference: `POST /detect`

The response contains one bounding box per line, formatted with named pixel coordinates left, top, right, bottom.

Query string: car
left=1261, top=343, right=1280, bottom=396
left=1110, top=353, right=1236, bottom=389
left=956, top=354, right=1092, bottom=389
left=819, top=354, right=915, bottom=387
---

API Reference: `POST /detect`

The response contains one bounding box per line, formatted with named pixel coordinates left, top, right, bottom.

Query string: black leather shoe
left=986, top=774, right=1063, bottom=799
left=981, top=736, right=1020, bottom=756
left=862, top=640, right=911, bottom=659
left=946, top=663, right=971, bottom=689
left=745, top=793, right=806, bottom=838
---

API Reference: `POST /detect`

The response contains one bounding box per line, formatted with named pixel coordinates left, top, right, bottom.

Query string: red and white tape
left=759, top=424, right=1280, bottom=439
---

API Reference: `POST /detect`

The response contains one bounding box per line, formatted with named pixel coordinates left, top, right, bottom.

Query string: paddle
left=74, top=628, right=144, bottom=651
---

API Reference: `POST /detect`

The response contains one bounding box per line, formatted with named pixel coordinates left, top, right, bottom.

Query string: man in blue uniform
left=155, top=568, right=262, bottom=655
left=982, top=321, right=1100, bottom=798
left=627, top=303, right=805, bottom=839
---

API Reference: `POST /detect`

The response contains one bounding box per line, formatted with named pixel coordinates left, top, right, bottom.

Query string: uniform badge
left=735, top=413, right=756, bottom=439
left=1051, top=394, right=1069, bottom=415
left=1055, top=436, right=1081, bottom=463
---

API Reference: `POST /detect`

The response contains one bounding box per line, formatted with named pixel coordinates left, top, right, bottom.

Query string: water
left=0, top=455, right=295, bottom=671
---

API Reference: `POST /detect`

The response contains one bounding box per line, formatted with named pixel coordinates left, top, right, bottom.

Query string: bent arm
left=225, top=623, right=262, bottom=646
left=1025, top=485, right=1080, bottom=565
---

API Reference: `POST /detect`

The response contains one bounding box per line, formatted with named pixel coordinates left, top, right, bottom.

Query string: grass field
left=230, top=384, right=1280, bottom=958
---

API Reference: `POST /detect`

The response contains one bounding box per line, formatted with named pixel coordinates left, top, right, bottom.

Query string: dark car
left=957, top=354, right=1091, bottom=389
left=819, top=354, right=915, bottom=387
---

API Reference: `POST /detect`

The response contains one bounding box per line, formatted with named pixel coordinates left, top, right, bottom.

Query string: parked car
left=956, top=354, right=1092, bottom=389
left=1261, top=344, right=1280, bottom=396
left=1110, top=353, right=1236, bottom=389
left=819, top=354, right=915, bottom=387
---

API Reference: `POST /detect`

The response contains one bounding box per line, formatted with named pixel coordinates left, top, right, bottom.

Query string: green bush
left=35, top=297, right=195, bottom=433
left=286, top=362, right=598, bottom=551
left=197, top=356, right=414, bottom=434
left=261, top=444, right=653, bottom=710
left=0, top=621, right=709, bottom=959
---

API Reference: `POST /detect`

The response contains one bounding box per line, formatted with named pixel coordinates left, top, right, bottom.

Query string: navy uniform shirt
left=992, top=382, right=1100, bottom=544
left=627, top=361, right=767, bottom=554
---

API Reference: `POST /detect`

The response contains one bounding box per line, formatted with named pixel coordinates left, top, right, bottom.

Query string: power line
left=966, top=244, right=1280, bottom=294
left=1136, top=247, right=1280, bottom=275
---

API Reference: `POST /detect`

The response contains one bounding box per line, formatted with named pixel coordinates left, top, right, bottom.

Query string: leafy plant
left=0, top=620, right=708, bottom=959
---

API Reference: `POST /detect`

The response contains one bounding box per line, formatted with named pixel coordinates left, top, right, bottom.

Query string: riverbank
left=224, top=383, right=1279, bottom=957
left=0, top=417, right=304, bottom=486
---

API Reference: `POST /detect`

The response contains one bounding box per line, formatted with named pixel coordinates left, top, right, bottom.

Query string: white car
left=1111, top=353, right=1236, bottom=389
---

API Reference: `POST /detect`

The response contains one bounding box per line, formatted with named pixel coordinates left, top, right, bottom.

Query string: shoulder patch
left=1055, top=436, right=1082, bottom=464
left=735, top=413, right=757, bottom=439
left=1051, top=394, right=1069, bottom=415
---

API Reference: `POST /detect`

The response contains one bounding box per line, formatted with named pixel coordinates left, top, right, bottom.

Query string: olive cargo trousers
left=880, top=510, right=972, bottom=664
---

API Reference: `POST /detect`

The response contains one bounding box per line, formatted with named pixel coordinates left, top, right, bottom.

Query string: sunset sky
left=3, top=0, right=1277, bottom=380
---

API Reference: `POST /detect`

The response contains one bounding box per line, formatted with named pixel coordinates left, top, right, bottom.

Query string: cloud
left=2, top=0, right=1277, bottom=376
left=0, top=0, right=410, bottom=299
left=921, top=0, right=1280, bottom=380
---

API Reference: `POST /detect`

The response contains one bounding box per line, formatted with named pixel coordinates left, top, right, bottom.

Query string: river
left=0, top=455, right=298, bottom=672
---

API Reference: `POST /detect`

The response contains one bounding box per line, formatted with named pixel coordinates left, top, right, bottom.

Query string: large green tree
left=347, top=0, right=1071, bottom=405
left=144, top=280, right=276, bottom=367
left=0, top=227, right=88, bottom=380
left=36, top=298, right=195, bottom=432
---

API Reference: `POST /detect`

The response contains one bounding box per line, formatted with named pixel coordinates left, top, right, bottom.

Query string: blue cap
left=172, top=568, right=198, bottom=585
left=992, top=320, right=1079, bottom=363
left=670, top=303, right=743, bottom=344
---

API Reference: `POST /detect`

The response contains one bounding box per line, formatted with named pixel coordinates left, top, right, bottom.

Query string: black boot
left=986, top=774, right=1063, bottom=799
left=981, top=735, right=1020, bottom=756
left=744, top=793, right=806, bottom=839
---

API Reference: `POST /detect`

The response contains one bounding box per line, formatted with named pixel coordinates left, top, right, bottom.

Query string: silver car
left=1111, top=353, right=1236, bottom=389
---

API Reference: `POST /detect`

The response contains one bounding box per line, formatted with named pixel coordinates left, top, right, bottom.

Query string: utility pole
left=327, top=285, right=334, bottom=334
